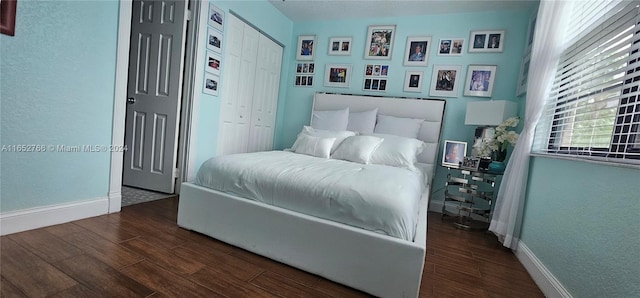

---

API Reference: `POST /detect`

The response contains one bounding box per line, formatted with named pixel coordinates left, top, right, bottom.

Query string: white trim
left=109, top=0, right=133, bottom=213
left=515, top=241, right=573, bottom=298
left=0, top=197, right=109, bottom=236
left=431, top=201, right=572, bottom=297
left=186, top=0, right=211, bottom=182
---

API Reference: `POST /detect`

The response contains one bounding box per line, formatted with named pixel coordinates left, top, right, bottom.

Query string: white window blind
left=533, top=1, right=640, bottom=165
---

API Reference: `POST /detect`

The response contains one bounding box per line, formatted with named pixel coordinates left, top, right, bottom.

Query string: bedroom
left=1, top=0, right=638, bottom=297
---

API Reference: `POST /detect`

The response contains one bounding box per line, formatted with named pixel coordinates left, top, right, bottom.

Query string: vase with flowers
left=474, top=117, right=520, bottom=173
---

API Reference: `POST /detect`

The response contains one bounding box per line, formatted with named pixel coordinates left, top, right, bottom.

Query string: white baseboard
left=0, top=197, right=110, bottom=236
left=515, top=241, right=573, bottom=298
left=431, top=200, right=572, bottom=297
left=108, top=191, right=122, bottom=213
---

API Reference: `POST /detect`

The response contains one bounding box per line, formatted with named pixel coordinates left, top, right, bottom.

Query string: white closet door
left=218, top=14, right=259, bottom=155
left=219, top=14, right=243, bottom=156
left=248, top=34, right=283, bottom=152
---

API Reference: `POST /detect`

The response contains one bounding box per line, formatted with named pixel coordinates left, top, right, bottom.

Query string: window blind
left=533, top=1, right=640, bottom=165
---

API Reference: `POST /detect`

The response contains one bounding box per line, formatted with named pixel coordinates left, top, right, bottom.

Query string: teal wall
left=190, top=0, right=293, bottom=171
left=0, top=0, right=119, bottom=212
left=274, top=10, right=533, bottom=203
left=523, top=157, right=640, bottom=297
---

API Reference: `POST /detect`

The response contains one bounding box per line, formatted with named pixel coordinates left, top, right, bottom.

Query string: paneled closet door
left=218, top=14, right=259, bottom=155
left=248, top=34, right=283, bottom=152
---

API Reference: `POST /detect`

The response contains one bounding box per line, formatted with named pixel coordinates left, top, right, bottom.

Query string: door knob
left=127, top=97, right=136, bottom=104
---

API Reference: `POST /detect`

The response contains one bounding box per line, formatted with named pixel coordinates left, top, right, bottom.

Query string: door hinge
left=186, top=9, right=192, bottom=21
left=173, top=168, right=180, bottom=179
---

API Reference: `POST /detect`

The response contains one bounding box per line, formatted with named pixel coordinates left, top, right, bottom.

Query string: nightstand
left=441, top=166, right=501, bottom=229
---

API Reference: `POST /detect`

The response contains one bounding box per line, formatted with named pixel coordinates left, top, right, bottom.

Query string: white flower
left=475, top=117, right=520, bottom=158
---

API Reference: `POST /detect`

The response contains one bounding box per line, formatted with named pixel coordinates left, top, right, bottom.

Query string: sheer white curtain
left=489, top=1, right=571, bottom=249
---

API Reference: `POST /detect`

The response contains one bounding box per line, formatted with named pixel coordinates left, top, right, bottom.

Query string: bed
left=178, top=93, right=445, bottom=297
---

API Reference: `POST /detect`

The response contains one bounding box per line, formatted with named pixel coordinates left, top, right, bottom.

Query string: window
left=533, top=1, right=640, bottom=165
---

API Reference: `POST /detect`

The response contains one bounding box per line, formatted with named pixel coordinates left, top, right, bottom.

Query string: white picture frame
left=328, top=36, right=353, bottom=56
left=363, top=78, right=388, bottom=92
left=296, top=62, right=315, bottom=74
left=364, top=25, right=396, bottom=60
left=207, top=27, right=223, bottom=53
left=403, top=70, right=424, bottom=93
left=403, top=36, right=431, bottom=66
left=205, top=51, right=221, bottom=76
left=208, top=3, right=224, bottom=32
left=442, top=140, right=467, bottom=167
left=295, top=75, right=314, bottom=87
left=517, top=53, right=531, bottom=96
left=469, top=30, right=505, bottom=53
left=437, top=38, right=464, bottom=56
left=296, top=35, right=316, bottom=61
left=464, top=65, right=497, bottom=97
left=525, top=10, right=537, bottom=54
left=203, top=73, right=220, bottom=96
left=429, top=65, right=462, bottom=97
left=324, top=64, right=352, bottom=88
left=364, top=64, right=389, bottom=77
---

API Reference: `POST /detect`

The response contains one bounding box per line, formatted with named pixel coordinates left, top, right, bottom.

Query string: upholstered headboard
left=312, top=92, right=446, bottom=186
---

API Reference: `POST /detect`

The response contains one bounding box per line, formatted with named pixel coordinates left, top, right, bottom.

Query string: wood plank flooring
left=0, top=197, right=544, bottom=297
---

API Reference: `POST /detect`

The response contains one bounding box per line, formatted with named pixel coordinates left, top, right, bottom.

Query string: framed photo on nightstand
left=461, top=156, right=481, bottom=171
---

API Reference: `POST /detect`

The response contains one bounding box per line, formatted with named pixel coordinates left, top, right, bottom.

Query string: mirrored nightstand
left=441, top=166, right=501, bottom=230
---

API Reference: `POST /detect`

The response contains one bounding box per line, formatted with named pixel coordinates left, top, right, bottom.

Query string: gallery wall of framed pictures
left=288, top=21, right=515, bottom=100
left=203, top=3, right=225, bottom=96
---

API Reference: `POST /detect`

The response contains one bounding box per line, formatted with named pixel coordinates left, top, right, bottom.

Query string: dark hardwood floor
left=0, top=197, right=544, bottom=297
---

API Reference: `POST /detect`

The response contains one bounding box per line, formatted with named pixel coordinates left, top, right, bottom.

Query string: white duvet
left=195, top=151, right=427, bottom=241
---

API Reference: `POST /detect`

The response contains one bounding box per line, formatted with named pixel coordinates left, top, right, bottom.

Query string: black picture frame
left=461, top=156, right=481, bottom=171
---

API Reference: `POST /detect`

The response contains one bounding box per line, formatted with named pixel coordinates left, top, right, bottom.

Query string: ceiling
left=268, top=0, right=538, bottom=22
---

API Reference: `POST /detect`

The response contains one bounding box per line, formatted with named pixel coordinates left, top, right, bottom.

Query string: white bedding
left=194, top=150, right=427, bottom=240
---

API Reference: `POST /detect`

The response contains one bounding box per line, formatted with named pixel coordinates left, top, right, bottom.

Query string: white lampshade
left=465, top=100, right=517, bottom=126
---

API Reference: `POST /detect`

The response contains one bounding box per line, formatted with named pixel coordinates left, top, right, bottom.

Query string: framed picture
left=363, top=78, right=388, bottom=92
left=403, top=71, right=424, bottom=93
left=207, top=27, right=223, bottom=53
left=364, top=64, right=389, bottom=77
left=208, top=3, right=225, bottom=32
left=403, top=36, right=431, bottom=66
left=205, top=51, right=222, bottom=76
left=437, top=38, right=464, bottom=56
left=203, top=73, right=220, bottom=96
left=364, top=25, right=396, bottom=60
left=328, top=36, right=353, bottom=56
left=469, top=30, right=505, bottom=53
left=525, top=11, right=537, bottom=54
left=517, top=53, right=531, bottom=96
left=324, top=64, right=352, bottom=88
left=0, top=0, right=17, bottom=36
left=296, top=35, right=315, bottom=61
left=461, top=156, right=481, bottom=171
left=442, top=140, right=467, bottom=167
left=464, top=65, right=497, bottom=97
left=295, top=75, right=314, bottom=87
left=429, top=65, right=462, bottom=97
left=296, top=62, right=315, bottom=74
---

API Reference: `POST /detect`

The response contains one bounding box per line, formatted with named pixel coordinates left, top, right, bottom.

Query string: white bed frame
left=178, top=93, right=445, bottom=298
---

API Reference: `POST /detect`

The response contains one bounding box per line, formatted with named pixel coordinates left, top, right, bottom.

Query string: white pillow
left=312, top=107, right=349, bottom=131
left=374, top=114, right=424, bottom=138
left=331, top=135, right=384, bottom=164
left=365, top=133, right=426, bottom=170
left=347, top=108, right=378, bottom=134
left=292, top=134, right=336, bottom=158
left=290, top=126, right=356, bottom=153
